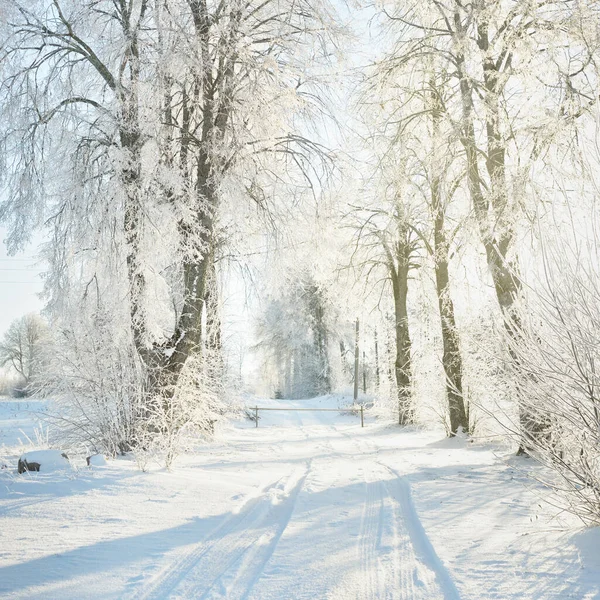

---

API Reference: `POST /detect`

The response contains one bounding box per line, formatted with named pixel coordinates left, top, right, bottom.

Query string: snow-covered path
left=134, top=400, right=457, bottom=600
left=220, top=400, right=461, bottom=600
left=1, top=396, right=599, bottom=599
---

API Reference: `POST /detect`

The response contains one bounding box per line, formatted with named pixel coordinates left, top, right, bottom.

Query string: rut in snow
left=380, top=464, right=461, bottom=600
left=291, top=405, right=459, bottom=600
left=129, top=463, right=309, bottom=600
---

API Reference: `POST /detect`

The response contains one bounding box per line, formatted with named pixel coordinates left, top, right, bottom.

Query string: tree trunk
left=204, top=262, right=222, bottom=354
left=430, top=79, right=469, bottom=435
left=374, top=329, right=380, bottom=389
left=339, top=340, right=349, bottom=379
left=310, top=285, right=331, bottom=394
left=391, top=268, right=412, bottom=425
left=362, top=350, right=367, bottom=394
left=353, top=318, right=360, bottom=403
left=286, top=352, right=293, bottom=398
left=204, top=260, right=225, bottom=390
left=434, top=253, right=468, bottom=435
left=454, top=13, right=545, bottom=451
left=118, top=8, right=148, bottom=366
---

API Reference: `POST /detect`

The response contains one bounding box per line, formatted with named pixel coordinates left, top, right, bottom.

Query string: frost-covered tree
left=357, top=50, right=470, bottom=433
left=254, top=266, right=337, bottom=399
left=255, top=272, right=333, bottom=399
left=0, top=313, right=48, bottom=395
left=0, top=0, right=338, bottom=451
left=368, top=0, right=597, bottom=447
left=345, top=176, right=420, bottom=424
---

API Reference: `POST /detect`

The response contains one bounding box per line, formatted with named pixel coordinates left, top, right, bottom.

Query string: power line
left=0, top=258, right=39, bottom=262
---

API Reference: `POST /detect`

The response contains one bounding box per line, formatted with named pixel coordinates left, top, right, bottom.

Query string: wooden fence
left=251, top=405, right=365, bottom=428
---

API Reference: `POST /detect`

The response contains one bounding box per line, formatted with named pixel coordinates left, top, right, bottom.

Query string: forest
left=1, top=0, right=600, bottom=570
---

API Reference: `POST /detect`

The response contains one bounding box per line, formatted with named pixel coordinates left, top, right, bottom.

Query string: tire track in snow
left=183, top=462, right=309, bottom=600
left=316, top=415, right=410, bottom=600
left=357, top=475, right=386, bottom=600
left=326, top=421, right=451, bottom=599
left=354, top=457, right=420, bottom=599
left=292, top=405, right=390, bottom=599
left=129, top=462, right=309, bottom=600
left=333, top=424, right=460, bottom=599
left=380, top=463, right=461, bottom=600
left=385, top=485, right=417, bottom=600
left=126, top=479, right=288, bottom=600
left=197, top=461, right=311, bottom=600
left=0, top=496, right=53, bottom=515
left=312, top=413, right=383, bottom=598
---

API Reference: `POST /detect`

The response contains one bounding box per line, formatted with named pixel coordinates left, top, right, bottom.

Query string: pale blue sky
left=0, top=227, right=44, bottom=336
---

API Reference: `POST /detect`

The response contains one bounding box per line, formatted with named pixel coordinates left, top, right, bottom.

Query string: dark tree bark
left=391, top=263, right=412, bottom=425
left=384, top=220, right=415, bottom=425
left=430, top=80, right=469, bottom=436
left=204, top=261, right=222, bottom=359
left=374, top=329, right=380, bottom=390
left=353, top=318, right=360, bottom=403
left=307, top=282, right=331, bottom=395
left=146, top=0, right=240, bottom=405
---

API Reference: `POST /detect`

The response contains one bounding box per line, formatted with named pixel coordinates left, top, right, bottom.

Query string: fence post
left=255, top=406, right=259, bottom=428
left=361, top=405, right=364, bottom=428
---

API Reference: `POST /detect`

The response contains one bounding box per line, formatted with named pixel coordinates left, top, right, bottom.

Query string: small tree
left=509, top=235, right=600, bottom=523
left=255, top=272, right=333, bottom=399
left=0, top=313, right=47, bottom=395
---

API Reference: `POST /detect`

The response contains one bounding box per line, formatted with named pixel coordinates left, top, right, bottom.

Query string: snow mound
left=18, top=450, right=71, bottom=473
left=87, top=454, right=107, bottom=467
left=427, top=436, right=469, bottom=449
left=574, top=528, right=600, bottom=570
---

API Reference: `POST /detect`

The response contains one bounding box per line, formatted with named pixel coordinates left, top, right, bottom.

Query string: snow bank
left=18, top=450, right=71, bottom=473
left=87, top=454, right=107, bottom=467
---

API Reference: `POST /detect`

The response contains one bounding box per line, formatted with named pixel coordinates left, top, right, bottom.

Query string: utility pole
left=374, top=328, right=380, bottom=389
left=362, top=350, right=367, bottom=394
left=353, top=318, right=359, bottom=404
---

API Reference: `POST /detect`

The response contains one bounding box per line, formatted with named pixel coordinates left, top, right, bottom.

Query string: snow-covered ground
left=1, top=395, right=599, bottom=599
left=0, top=397, right=48, bottom=450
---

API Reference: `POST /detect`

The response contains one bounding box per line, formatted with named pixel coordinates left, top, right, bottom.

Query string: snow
left=0, top=395, right=599, bottom=599
left=87, top=454, right=108, bottom=467
left=18, top=449, right=70, bottom=472
left=0, top=397, right=47, bottom=448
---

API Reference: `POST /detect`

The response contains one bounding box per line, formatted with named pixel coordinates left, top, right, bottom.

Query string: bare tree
left=371, top=0, right=591, bottom=449
left=0, top=313, right=47, bottom=395
left=0, top=0, right=338, bottom=451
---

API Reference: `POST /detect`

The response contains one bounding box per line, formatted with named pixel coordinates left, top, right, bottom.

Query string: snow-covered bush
left=136, top=350, right=235, bottom=469
left=42, top=312, right=145, bottom=458
left=0, top=313, right=50, bottom=397
left=509, top=235, right=600, bottom=524
left=42, top=307, right=236, bottom=467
